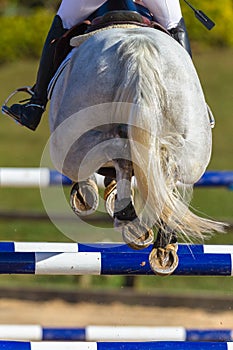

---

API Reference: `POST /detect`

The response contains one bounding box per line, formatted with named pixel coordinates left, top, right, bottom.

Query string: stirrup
left=1, top=86, right=34, bottom=122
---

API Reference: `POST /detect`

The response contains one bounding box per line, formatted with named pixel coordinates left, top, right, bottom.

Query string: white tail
left=113, top=33, right=226, bottom=242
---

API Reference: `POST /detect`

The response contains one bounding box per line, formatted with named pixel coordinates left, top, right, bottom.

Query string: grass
left=0, top=48, right=232, bottom=296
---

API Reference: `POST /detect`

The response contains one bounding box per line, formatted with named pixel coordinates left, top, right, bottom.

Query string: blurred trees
left=0, top=0, right=58, bottom=13
left=18, top=0, right=58, bottom=9
left=0, top=9, right=52, bottom=63
left=181, top=0, right=233, bottom=47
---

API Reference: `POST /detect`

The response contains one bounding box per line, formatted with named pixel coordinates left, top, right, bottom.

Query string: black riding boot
left=3, top=15, right=67, bottom=131
left=169, top=17, right=192, bottom=58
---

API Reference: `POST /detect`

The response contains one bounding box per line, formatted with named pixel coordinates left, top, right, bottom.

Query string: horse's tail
left=113, top=33, right=226, bottom=242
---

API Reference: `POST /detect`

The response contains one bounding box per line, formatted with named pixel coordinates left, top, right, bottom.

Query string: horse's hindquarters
left=49, top=27, right=225, bottom=244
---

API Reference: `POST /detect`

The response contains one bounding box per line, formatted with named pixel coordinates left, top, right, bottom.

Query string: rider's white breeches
left=57, top=0, right=107, bottom=29
left=142, top=0, right=182, bottom=30
left=57, top=0, right=182, bottom=30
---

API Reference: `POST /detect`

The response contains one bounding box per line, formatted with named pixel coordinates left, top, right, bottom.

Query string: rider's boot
left=169, top=17, right=192, bottom=58
left=3, top=15, right=67, bottom=131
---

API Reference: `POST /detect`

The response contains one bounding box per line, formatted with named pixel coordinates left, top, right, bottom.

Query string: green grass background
left=0, top=48, right=232, bottom=296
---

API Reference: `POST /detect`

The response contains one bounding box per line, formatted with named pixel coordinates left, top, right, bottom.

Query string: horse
left=48, top=20, right=226, bottom=275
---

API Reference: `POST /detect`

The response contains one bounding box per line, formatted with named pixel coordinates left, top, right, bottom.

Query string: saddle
left=87, top=10, right=168, bottom=33
left=54, top=11, right=169, bottom=71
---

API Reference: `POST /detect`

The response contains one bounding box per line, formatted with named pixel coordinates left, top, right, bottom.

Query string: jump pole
left=0, top=242, right=233, bottom=255
left=0, top=341, right=232, bottom=350
left=0, top=251, right=232, bottom=276
left=0, top=168, right=232, bottom=189
left=0, top=325, right=232, bottom=342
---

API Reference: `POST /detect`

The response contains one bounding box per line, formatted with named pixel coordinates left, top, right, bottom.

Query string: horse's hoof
left=120, top=219, right=154, bottom=250
left=104, top=179, right=117, bottom=218
left=70, top=177, right=99, bottom=216
left=149, top=243, right=179, bottom=275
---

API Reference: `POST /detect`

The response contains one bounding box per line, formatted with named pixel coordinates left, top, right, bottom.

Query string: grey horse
left=49, top=25, right=225, bottom=275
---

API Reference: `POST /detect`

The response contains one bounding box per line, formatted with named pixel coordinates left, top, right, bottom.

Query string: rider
left=3, top=0, right=192, bottom=131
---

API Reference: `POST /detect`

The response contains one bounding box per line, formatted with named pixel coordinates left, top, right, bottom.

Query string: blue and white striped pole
left=0, top=341, right=232, bottom=350
left=0, top=251, right=231, bottom=276
left=0, top=168, right=232, bottom=189
left=0, top=325, right=232, bottom=342
left=0, top=242, right=232, bottom=255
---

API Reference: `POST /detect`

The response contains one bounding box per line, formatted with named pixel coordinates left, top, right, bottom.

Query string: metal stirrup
left=2, top=86, right=34, bottom=111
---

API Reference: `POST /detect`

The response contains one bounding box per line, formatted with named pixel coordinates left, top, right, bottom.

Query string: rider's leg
left=168, top=18, right=192, bottom=57
left=142, top=0, right=192, bottom=56
left=4, top=15, right=67, bottom=131
left=57, top=0, right=107, bottom=29
left=4, top=0, right=107, bottom=131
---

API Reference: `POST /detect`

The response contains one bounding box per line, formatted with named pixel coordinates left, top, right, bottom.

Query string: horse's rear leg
left=112, top=159, right=154, bottom=250
left=149, top=224, right=179, bottom=275
left=70, top=174, right=99, bottom=216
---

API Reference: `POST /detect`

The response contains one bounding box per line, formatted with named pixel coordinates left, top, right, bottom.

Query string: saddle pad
left=70, top=24, right=140, bottom=47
